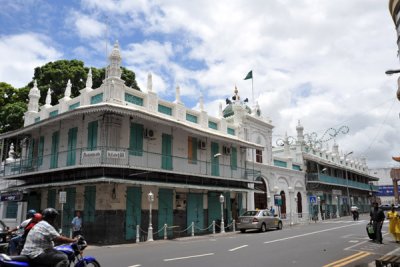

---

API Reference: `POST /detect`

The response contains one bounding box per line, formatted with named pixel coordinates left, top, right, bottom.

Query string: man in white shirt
left=8, top=209, right=36, bottom=255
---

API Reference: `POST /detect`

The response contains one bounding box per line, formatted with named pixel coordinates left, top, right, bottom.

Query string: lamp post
left=317, top=196, right=322, bottom=221
left=219, top=194, right=225, bottom=233
left=344, top=151, right=353, bottom=215
left=147, top=191, right=154, bottom=241
left=335, top=196, right=340, bottom=218
left=288, top=187, right=294, bottom=225
left=294, top=195, right=298, bottom=224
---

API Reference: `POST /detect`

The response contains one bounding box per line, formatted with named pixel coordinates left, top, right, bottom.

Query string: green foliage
left=0, top=60, right=140, bottom=133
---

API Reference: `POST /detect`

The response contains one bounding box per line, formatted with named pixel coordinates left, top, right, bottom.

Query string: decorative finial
left=175, top=85, right=181, bottom=103
left=147, top=73, right=153, bottom=92
left=45, top=88, right=52, bottom=106
left=64, top=79, right=72, bottom=98
left=219, top=102, right=223, bottom=117
left=86, top=68, right=93, bottom=89
left=199, top=95, right=204, bottom=111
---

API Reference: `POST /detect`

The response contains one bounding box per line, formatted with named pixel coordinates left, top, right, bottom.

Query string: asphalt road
left=84, top=214, right=399, bottom=267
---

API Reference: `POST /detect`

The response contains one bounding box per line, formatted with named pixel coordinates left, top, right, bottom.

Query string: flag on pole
left=244, top=70, right=253, bottom=80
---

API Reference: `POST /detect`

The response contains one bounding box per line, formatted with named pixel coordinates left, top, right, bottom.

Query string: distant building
left=273, top=122, right=379, bottom=220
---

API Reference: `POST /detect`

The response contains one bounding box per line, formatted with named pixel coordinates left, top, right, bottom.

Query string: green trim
left=67, top=127, right=78, bottom=166
left=84, top=186, right=96, bottom=223
left=50, top=131, right=59, bottom=168
left=292, top=165, right=301, bottom=171
left=158, top=104, right=172, bottom=115
left=230, top=147, right=237, bottom=170
left=49, top=110, right=58, bottom=117
left=47, top=189, right=56, bottom=208
left=129, top=123, right=143, bottom=156
left=34, top=117, right=40, bottom=123
left=38, top=136, right=44, bottom=166
left=227, top=127, right=235, bottom=135
left=274, top=159, right=287, bottom=168
left=125, top=93, right=143, bottom=106
left=211, top=142, right=219, bottom=176
left=90, top=93, right=103, bottom=104
left=208, top=121, right=218, bottom=130
left=69, top=102, right=80, bottom=110
left=162, top=133, right=173, bottom=170
left=87, top=121, right=98, bottom=150
left=186, top=113, right=198, bottom=123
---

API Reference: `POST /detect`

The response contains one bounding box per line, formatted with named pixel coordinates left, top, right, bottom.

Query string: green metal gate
left=84, top=186, right=96, bottom=223
left=187, top=193, right=204, bottom=234
left=62, top=188, right=76, bottom=236
left=158, top=188, right=173, bottom=237
left=27, top=192, right=41, bottom=213
left=125, top=187, right=141, bottom=240
left=47, top=189, right=56, bottom=208
left=208, top=192, right=220, bottom=231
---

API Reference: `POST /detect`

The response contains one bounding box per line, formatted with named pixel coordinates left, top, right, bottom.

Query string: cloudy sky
left=0, top=0, right=399, bottom=169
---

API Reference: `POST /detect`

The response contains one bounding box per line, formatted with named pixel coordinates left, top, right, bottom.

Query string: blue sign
left=309, top=195, right=317, bottom=204
left=377, top=185, right=400, bottom=197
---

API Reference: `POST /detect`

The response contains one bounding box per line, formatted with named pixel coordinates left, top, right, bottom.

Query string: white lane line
left=264, top=222, right=365, bottom=244
left=128, top=265, right=141, bottom=267
left=164, top=253, right=214, bottom=262
left=229, top=245, right=248, bottom=252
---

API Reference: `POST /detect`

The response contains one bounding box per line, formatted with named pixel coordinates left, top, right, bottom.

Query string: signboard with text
left=274, top=194, right=282, bottom=206
left=0, top=191, right=23, bottom=202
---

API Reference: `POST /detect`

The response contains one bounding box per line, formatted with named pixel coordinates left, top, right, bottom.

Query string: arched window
left=297, top=192, right=302, bottom=218
left=280, top=191, right=286, bottom=219
left=254, top=178, right=267, bottom=209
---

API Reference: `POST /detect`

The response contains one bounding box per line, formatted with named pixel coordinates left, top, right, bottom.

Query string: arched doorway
left=280, top=191, right=286, bottom=219
left=254, top=177, right=267, bottom=209
left=297, top=192, right=303, bottom=218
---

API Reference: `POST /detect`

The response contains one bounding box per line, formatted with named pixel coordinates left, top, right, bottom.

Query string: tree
left=30, top=60, right=140, bottom=105
left=0, top=83, right=27, bottom=133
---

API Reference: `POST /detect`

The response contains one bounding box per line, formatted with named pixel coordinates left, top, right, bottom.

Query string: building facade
left=273, top=122, right=379, bottom=220
left=0, top=41, right=306, bottom=243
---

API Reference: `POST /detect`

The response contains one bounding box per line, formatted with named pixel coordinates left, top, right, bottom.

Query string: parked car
left=236, top=209, right=283, bottom=233
left=0, top=220, right=9, bottom=243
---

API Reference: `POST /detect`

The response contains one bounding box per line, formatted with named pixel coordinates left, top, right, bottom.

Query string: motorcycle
left=0, top=236, right=100, bottom=267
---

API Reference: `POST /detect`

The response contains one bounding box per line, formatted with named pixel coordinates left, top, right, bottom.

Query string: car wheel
left=277, top=221, right=283, bottom=230
left=260, top=223, right=267, bottom=232
left=240, top=229, right=246, bottom=233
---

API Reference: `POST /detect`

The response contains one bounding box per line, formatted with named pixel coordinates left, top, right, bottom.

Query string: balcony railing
left=1, top=146, right=257, bottom=181
left=307, top=173, right=379, bottom=191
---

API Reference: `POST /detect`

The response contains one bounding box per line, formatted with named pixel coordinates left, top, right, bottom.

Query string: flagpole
left=252, top=75, right=254, bottom=106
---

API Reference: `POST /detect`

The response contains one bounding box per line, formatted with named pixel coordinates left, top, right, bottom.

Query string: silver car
left=236, top=209, right=283, bottom=233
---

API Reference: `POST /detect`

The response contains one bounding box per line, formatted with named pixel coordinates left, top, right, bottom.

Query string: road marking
left=229, top=245, right=248, bottom=251
left=163, top=253, right=214, bottom=262
left=322, top=251, right=370, bottom=267
left=264, top=222, right=365, bottom=244
left=128, top=265, right=141, bottom=267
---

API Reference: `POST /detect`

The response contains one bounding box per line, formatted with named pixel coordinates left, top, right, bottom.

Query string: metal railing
left=307, top=173, right=379, bottom=191
left=1, top=146, right=260, bottom=180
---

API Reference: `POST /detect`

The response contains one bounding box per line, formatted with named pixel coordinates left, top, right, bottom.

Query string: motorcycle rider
left=21, top=208, right=77, bottom=267
left=8, top=209, right=36, bottom=255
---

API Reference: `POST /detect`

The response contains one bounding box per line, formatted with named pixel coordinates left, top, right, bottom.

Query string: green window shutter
left=47, top=189, right=56, bottom=208
left=227, top=127, right=235, bottom=135
left=211, top=142, right=219, bottom=176
left=34, top=117, right=40, bottom=123
left=274, top=159, right=287, bottom=168
left=192, top=137, right=197, bottom=163
left=67, top=127, right=78, bottom=166
left=162, top=134, right=173, bottom=170
left=27, top=139, right=34, bottom=168
left=49, top=110, right=59, bottom=117
left=129, top=123, right=143, bottom=156
left=230, top=147, right=237, bottom=170
left=84, top=186, right=96, bottom=223
left=50, top=131, right=59, bottom=168
left=87, top=121, right=98, bottom=151
left=38, top=136, right=44, bottom=166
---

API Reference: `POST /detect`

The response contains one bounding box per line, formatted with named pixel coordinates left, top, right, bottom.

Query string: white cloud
left=0, top=33, right=62, bottom=88
left=67, top=12, right=106, bottom=40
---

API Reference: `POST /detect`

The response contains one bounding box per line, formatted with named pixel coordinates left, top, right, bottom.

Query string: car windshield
left=241, top=211, right=260, bottom=216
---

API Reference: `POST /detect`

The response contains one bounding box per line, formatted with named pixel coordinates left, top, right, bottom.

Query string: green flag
left=244, top=70, right=253, bottom=80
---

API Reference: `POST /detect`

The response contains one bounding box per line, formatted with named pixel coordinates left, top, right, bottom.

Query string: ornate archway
left=254, top=177, right=267, bottom=209
left=297, top=192, right=303, bottom=217
left=280, top=191, right=286, bottom=218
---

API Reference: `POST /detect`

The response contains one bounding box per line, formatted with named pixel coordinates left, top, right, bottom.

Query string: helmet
left=27, top=209, right=36, bottom=219
left=42, top=208, right=59, bottom=220
left=32, top=213, right=43, bottom=222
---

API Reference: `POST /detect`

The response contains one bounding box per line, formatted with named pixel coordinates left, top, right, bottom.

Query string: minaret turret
left=64, top=79, right=72, bottom=99
left=147, top=73, right=153, bottom=92
left=86, top=68, right=93, bottom=89
left=106, top=40, right=122, bottom=79
left=43, top=88, right=52, bottom=108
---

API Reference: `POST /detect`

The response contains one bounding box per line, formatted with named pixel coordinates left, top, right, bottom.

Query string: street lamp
left=147, top=191, right=154, bottom=241
left=317, top=196, right=322, bottom=221
left=344, top=151, right=353, bottom=215
left=294, top=195, right=298, bottom=224
left=219, top=194, right=225, bottom=233
left=385, top=69, right=400, bottom=75
left=335, top=196, right=340, bottom=218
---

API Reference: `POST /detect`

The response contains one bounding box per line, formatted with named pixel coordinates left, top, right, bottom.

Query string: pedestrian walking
left=370, top=202, right=385, bottom=244
left=71, top=211, right=82, bottom=238
left=387, top=204, right=400, bottom=243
